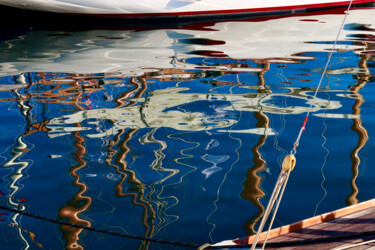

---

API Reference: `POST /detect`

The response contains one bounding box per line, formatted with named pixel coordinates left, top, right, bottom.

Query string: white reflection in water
left=0, top=8, right=374, bottom=76
left=202, top=154, right=230, bottom=179
left=46, top=86, right=341, bottom=137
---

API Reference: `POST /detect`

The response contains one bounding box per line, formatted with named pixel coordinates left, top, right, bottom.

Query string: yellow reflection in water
left=241, top=63, right=270, bottom=235
left=346, top=43, right=372, bottom=206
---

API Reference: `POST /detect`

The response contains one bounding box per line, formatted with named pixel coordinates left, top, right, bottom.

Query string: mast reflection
left=345, top=43, right=371, bottom=206
left=105, top=77, right=157, bottom=250
left=57, top=80, right=91, bottom=250
left=58, top=129, right=91, bottom=250
left=241, top=63, right=271, bottom=235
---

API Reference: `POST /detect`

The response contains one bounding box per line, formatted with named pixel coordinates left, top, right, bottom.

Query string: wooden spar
left=234, top=198, right=375, bottom=245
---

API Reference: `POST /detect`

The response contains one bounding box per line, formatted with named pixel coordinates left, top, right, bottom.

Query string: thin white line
left=291, top=0, right=353, bottom=155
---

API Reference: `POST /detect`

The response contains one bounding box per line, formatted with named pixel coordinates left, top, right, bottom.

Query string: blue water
left=0, top=7, right=375, bottom=249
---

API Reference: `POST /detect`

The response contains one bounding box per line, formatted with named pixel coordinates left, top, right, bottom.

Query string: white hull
left=0, top=0, right=374, bottom=17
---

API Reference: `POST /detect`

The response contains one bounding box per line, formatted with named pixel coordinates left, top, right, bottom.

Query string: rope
left=249, top=171, right=285, bottom=249
left=250, top=1, right=354, bottom=249
left=0, top=205, right=199, bottom=249
left=250, top=159, right=294, bottom=249
left=290, top=0, right=353, bottom=156
left=260, top=170, right=291, bottom=249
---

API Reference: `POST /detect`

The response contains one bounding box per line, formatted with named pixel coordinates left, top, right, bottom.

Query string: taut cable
left=291, top=0, right=353, bottom=156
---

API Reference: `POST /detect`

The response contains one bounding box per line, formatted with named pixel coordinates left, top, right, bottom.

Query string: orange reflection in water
left=241, top=63, right=270, bottom=235
left=58, top=128, right=92, bottom=250
left=105, top=78, right=157, bottom=250
left=57, top=81, right=92, bottom=250
left=346, top=43, right=372, bottom=206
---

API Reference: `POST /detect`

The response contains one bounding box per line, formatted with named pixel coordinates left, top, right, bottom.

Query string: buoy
left=281, top=154, right=296, bottom=172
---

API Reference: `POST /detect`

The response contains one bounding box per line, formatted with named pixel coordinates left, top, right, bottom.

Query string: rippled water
left=0, top=6, right=375, bottom=249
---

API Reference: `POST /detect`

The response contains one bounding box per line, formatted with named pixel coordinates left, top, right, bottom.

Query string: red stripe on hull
left=74, top=0, right=375, bottom=18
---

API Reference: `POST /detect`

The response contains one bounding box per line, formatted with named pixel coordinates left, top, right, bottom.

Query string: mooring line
left=0, top=205, right=199, bottom=249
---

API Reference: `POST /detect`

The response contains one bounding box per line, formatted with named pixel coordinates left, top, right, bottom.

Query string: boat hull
left=0, top=0, right=374, bottom=18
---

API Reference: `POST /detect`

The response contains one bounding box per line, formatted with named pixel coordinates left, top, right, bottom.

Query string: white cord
left=291, top=0, right=353, bottom=156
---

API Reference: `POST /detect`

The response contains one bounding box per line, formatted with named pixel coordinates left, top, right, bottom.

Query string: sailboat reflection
left=45, top=82, right=342, bottom=138
left=0, top=61, right=354, bottom=248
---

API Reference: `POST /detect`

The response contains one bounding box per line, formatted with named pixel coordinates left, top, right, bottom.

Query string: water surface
left=0, top=7, right=375, bottom=249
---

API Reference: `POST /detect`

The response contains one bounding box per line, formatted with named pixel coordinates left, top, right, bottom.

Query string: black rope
left=3, top=204, right=375, bottom=249
left=0, top=205, right=199, bottom=249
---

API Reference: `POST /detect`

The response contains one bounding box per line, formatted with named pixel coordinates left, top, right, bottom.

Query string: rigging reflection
left=58, top=128, right=92, bottom=250
left=345, top=42, right=372, bottom=206
left=241, top=63, right=270, bottom=235
left=104, top=78, right=158, bottom=250
left=57, top=81, right=91, bottom=250
left=1, top=86, right=36, bottom=248
left=1, top=73, right=108, bottom=249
